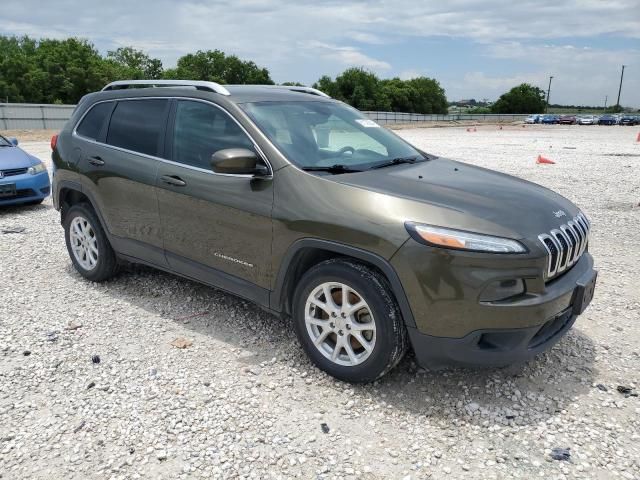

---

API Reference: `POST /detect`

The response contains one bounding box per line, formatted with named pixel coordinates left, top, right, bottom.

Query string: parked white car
left=577, top=115, right=598, bottom=125
left=524, top=114, right=541, bottom=124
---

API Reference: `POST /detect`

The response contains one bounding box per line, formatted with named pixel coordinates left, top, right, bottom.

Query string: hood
left=333, top=158, right=580, bottom=239
left=0, top=146, right=39, bottom=170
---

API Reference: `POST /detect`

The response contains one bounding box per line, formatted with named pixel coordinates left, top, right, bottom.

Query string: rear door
left=156, top=99, right=274, bottom=304
left=76, top=98, right=169, bottom=265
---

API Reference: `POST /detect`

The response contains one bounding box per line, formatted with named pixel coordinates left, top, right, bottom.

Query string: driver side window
left=312, top=115, right=388, bottom=156
left=172, top=100, right=254, bottom=170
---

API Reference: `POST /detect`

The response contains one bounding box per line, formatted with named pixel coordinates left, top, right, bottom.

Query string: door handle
left=160, top=175, right=187, bottom=187
left=88, top=156, right=105, bottom=166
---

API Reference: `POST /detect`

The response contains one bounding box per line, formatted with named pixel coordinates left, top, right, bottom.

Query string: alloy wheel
left=304, top=282, right=376, bottom=367
left=69, top=216, right=99, bottom=271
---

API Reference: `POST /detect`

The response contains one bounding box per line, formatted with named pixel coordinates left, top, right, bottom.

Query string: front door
left=156, top=99, right=274, bottom=304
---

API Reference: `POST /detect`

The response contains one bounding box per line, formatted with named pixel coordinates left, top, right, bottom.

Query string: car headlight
left=405, top=222, right=527, bottom=253
left=27, top=162, right=47, bottom=175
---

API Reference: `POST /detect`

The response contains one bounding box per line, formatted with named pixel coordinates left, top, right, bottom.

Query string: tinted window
left=76, top=102, right=113, bottom=140
left=173, top=100, right=253, bottom=169
left=107, top=100, right=168, bottom=156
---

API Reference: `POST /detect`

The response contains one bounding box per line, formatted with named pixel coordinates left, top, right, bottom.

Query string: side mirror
left=211, top=148, right=270, bottom=176
left=9, top=137, right=18, bottom=146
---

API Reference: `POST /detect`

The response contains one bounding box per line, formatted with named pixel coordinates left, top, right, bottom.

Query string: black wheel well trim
left=270, top=238, right=416, bottom=328
left=56, top=182, right=109, bottom=236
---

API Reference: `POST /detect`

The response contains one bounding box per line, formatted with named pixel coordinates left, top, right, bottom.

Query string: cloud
left=305, top=41, right=391, bottom=71
left=0, top=0, right=638, bottom=104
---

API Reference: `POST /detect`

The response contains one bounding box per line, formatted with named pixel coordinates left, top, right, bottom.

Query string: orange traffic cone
left=536, top=155, right=555, bottom=165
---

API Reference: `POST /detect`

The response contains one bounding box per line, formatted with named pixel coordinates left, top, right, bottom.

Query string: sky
left=2, top=0, right=639, bottom=106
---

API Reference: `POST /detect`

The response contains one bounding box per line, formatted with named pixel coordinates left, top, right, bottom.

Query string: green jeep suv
left=52, top=80, right=597, bottom=382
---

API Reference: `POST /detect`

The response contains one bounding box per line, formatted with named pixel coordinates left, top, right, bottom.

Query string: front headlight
left=27, top=162, right=47, bottom=175
left=405, top=222, right=527, bottom=253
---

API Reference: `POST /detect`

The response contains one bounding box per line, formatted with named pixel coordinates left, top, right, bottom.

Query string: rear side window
left=106, top=99, right=168, bottom=156
left=172, top=100, right=253, bottom=170
left=76, top=102, right=113, bottom=140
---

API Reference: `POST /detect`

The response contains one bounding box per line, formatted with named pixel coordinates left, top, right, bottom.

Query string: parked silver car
left=577, top=115, right=598, bottom=125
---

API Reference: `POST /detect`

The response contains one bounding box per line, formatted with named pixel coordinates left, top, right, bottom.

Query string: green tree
left=491, top=83, right=546, bottom=114
left=107, top=47, right=163, bottom=79
left=313, top=75, right=339, bottom=98
left=164, top=50, right=273, bottom=84
left=314, top=70, right=447, bottom=114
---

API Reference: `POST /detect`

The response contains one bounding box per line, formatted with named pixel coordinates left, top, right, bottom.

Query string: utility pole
left=545, top=76, right=553, bottom=113
left=603, top=95, right=608, bottom=113
left=615, top=65, right=625, bottom=110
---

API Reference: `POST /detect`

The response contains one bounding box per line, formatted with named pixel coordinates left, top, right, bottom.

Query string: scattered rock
left=170, top=338, right=193, bottom=349
left=65, top=321, right=83, bottom=331
left=73, top=420, right=86, bottom=433
left=550, top=448, right=571, bottom=461
left=320, top=423, right=330, bottom=434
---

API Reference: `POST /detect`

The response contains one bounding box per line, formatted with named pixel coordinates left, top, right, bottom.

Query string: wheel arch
left=271, top=239, right=416, bottom=328
left=56, top=181, right=108, bottom=234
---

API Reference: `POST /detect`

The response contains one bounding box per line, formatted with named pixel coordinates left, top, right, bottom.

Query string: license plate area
left=0, top=183, right=17, bottom=198
left=572, top=270, right=597, bottom=315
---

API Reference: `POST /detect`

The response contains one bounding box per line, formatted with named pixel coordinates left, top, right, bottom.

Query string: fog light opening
left=480, top=279, right=525, bottom=302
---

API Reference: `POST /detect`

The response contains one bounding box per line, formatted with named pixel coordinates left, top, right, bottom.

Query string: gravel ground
left=1, top=125, right=639, bottom=479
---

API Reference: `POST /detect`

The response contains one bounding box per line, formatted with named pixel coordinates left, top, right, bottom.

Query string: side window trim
left=72, top=96, right=273, bottom=176
left=164, top=99, right=177, bottom=162
left=97, top=102, right=116, bottom=143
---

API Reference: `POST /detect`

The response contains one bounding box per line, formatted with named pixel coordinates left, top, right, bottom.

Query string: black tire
left=292, top=258, right=408, bottom=383
left=64, top=203, right=118, bottom=282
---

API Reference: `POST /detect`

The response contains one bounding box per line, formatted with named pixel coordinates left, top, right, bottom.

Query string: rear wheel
left=64, top=203, right=118, bottom=282
left=293, top=259, right=408, bottom=383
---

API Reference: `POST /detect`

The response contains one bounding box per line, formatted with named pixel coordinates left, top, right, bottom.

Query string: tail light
left=51, top=134, right=58, bottom=151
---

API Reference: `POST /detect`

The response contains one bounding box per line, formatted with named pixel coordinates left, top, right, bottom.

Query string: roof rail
left=101, top=80, right=231, bottom=96
left=275, top=86, right=330, bottom=98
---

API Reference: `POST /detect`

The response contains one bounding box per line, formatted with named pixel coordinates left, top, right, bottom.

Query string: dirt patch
left=0, top=129, right=58, bottom=142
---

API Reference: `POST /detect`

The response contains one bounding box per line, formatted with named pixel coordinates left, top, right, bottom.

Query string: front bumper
left=391, top=238, right=596, bottom=368
left=407, top=307, right=578, bottom=369
left=0, top=171, right=50, bottom=206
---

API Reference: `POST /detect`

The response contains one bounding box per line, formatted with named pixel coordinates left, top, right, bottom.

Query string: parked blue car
left=0, top=135, right=50, bottom=206
left=598, top=114, right=618, bottom=126
left=541, top=114, right=559, bottom=124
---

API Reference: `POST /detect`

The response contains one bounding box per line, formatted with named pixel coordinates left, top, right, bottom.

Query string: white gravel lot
left=1, top=124, right=639, bottom=480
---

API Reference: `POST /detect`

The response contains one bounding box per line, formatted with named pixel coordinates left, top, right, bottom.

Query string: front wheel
left=64, top=203, right=118, bottom=282
left=293, top=259, right=408, bottom=383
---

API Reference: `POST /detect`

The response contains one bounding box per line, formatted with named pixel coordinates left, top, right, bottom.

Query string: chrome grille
left=539, top=213, right=590, bottom=280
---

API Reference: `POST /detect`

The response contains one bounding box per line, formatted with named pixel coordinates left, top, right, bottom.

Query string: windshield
left=240, top=101, right=425, bottom=170
left=0, top=135, right=12, bottom=147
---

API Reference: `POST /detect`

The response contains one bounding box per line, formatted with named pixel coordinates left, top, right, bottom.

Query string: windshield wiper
left=301, top=164, right=362, bottom=174
left=369, top=156, right=422, bottom=170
